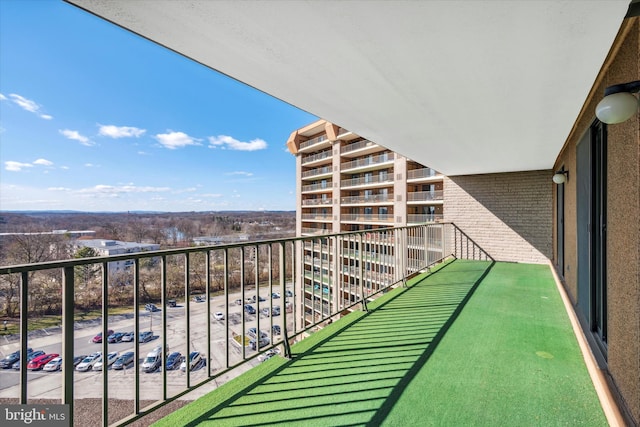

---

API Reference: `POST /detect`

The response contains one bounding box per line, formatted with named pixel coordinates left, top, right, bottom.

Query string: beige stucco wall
left=553, top=19, right=639, bottom=426
left=443, top=170, right=553, bottom=264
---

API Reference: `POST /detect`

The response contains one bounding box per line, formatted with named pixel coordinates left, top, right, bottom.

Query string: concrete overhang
left=66, top=1, right=632, bottom=175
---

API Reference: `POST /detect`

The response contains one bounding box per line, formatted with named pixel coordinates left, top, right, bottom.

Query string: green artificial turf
left=154, top=260, right=607, bottom=427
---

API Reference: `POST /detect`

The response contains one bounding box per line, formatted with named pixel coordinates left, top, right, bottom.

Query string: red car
left=27, top=353, right=60, bottom=371
left=92, top=330, right=114, bottom=343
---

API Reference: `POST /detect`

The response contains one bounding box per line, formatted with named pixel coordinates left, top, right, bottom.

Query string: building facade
left=287, top=120, right=445, bottom=324
left=71, top=239, right=160, bottom=273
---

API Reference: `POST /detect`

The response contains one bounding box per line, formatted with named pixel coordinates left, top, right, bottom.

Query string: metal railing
left=301, top=182, right=332, bottom=193
left=340, top=139, right=378, bottom=154
left=407, top=168, right=440, bottom=180
left=340, top=174, right=394, bottom=188
left=0, top=223, right=491, bottom=426
left=407, top=190, right=444, bottom=202
left=340, top=194, right=394, bottom=204
left=301, top=149, right=332, bottom=165
left=301, top=166, right=332, bottom=179
left=341, top=214, right=395, bottom=223
left=407, top=214, right=444, bottom=223
left=299, top=134, right=328, bottom=150
left=340, top=152, right=394, bottom=171
left=301, top=198, right=333, bottom=206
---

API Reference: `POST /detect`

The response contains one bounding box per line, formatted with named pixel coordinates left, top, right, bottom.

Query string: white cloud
left=5, top=161, right=33, bottom=172
left=98, top=124, right=146, bottom=138
left=209, top=135, right=267, bottom=151
left=0, top=93, right=7, bottom=100
left=84, top=163, right=96, bottom=168
left=226, top=171, right=254, bottom=177
left=48, top=187, right=71, bottom=191
left=76, top=184, right=171, bottom=195
left=60, top=166, right=70, bottom=170
left=33, top=158, right=53, bottom=166
left=60, top=129, right=94, bottom=146
left=8, top=93, right=52, bottom=120
left=154, top=131, right=201, bottom=149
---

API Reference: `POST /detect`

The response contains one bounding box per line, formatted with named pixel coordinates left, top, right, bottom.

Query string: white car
left=213, top=312, right=224, bottom=321
left=93, top=351, right=119, bottom=371
left=75, top=352, right=101, bottom=372
left=257, top=348, right=281, bottom=363
left=43, top=357, right=63, bottom=372
left=180, top=351, right=203, bottom=372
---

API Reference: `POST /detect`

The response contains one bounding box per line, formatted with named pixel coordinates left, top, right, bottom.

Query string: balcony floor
left=154, top=259, right=607, bottom=426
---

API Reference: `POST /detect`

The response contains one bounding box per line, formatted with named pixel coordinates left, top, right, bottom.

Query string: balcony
left=301, top=165, right=332, bottom=180
left=340, top=139, right=381, bottom=157
left=407, top=167, right=441, bottom=181
left=407, top=190, right=444, bottom=203
left=301, top=182, right=332, bottom=193
left=407, top=214, right=444, bottom=224
left=0, top=223, right=610, bottom=426
left=340, top=194, right=394, bottom=205
left=340, top=174, right=393, bottom=189
left=301, top=149, right=332, bottom=166
left=301, top=198, right=332, bottom=206
left=298, top=134, right=329, bottom=151
left=341, top=213, right=394, bottom=224
left=340, top=153, right=394, bottom=173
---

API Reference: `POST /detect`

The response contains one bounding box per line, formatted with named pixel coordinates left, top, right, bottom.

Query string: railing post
left=359, top=233, right=368, bottom=312
left=280, top=241, right=292, bottom=359
left=101, top=262, right=109, bottom=427
left=61, top=266, right=74, bottom=426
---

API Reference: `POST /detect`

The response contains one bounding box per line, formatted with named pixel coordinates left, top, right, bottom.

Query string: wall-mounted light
left=595, top=80, right=640, bottom=124
left=553, top=170, right=568, bottom=185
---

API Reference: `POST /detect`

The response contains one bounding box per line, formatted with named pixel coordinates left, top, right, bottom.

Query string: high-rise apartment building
left=287, top=119, right=445, bottom=325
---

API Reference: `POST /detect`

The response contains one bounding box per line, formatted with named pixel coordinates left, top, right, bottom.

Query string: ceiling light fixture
left=552, top=170, right=569, bottom=185
left=595, top=80, right=640, bottom=124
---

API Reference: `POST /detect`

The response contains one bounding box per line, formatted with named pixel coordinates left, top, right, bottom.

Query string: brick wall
left=444, top=170, right=553, bottom=264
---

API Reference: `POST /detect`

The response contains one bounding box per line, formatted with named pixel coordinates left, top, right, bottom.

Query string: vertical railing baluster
left=206, top=250, right=211, bottom=377
left=133, top=258, right=140, bottom=415
left=19, top=271, right=28, bottom=404
left=280, top=242, right=292, bottom=358
left=224, top=248, right=229, bottom=369
left=267, top=244, right=273, bottom=347
left=240, top=248, right=245, bottom=360
left=185, top=253, right=191, bottom=387
left=101, top=262, right=108, bottom=427
left=255, top=244, right=260, bottom=353
left=62, top=266, right=74, bottom=427
left=161, top=255, right=168, bottom=400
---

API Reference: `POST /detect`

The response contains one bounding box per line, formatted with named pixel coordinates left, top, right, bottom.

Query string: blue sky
left=0, top=0, right=316, bottom=212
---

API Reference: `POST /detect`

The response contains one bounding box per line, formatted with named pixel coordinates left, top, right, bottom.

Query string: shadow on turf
left=181, top=259, right=495, bottom=426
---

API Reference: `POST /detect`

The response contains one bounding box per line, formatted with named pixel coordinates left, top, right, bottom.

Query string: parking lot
left=0, top=288, right=292, bottom=401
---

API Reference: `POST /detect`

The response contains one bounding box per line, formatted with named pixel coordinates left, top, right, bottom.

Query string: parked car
left=213, top=312, right=224, bottom=321
left=43, top=356, right=63, bottom=372
left=75, top=353, right=101, bottom=372
left=257, top=348, right=281, bottom=363
left=261, top=307, right=270, bottom=317
left=94, top=351, right=119, bottom=371
left=247, top=328, right=268, bottom=339
left=121, top=332, right=135, bottom=342
left=234, top=299, right=242, bottom=305
left=250, top=295, right=266, bottom=303
left=0, top=348, right=33, bottom=369
left=250, top=337, right=270, bottom=351
left=145, top=303, right=160, bottom=312
left=272, top=325, right=281, bottom=336
left=12, top=350, right=45, bottom=370
left=142, top=348, right=162, bottom=373
left=112, top=351, right=135, bottom=370
left=272, top=292, right=281, bottom=299
left=272, top=306, right=281, bottom=316
left=138, top=331, right=153, bottom=343
left=285, top=290, right=293, bottom=298
left=107, top=332, right=125, bottom=343
left=73, top=355, right=87, bottom=367
left=244, top=304, right=256, bottom=315
left=92, top=330, right=114, bottom=343
left=180, top=351, right=203, bottom=372
left=193, top=295, right=205, bottom=303
left=165, top=352, right=183, bottom=370
left=27, top=353, right=59, bottom=371
left=166, top=299, right=177, bottom=308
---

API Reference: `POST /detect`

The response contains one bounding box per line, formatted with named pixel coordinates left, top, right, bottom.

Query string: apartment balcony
left=0, top=223, right=610, bottom=426
left=301, top=149, right=332, bottom=166
left=407, top=214, right=444, bottom=224
left=340, top=139, right=382, bottom=157
left=298, top=134, right=331, bottom=152
left=300, top=213, right=332, bottom=222
left=301, top=165, right=332, bottom=180
left=341, top=213, right=395, bottom=224
left=300, top=227, right=331, bottom=236
left=340, top=194, right=394, bottom=205
left=340, top=174, right=394, bottom=189
left=301, top=182, right=332, bottom=193
left=340, top=153, right=394, bottom=173
left=407, top=167, right=442, bottom=182
left=407, top=190, right=444, bottom=203
left=301, top=198, right=332, bottom=206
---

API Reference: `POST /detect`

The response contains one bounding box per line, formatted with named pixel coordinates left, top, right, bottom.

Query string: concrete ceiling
left=66, top=1, right=630, bottom=176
